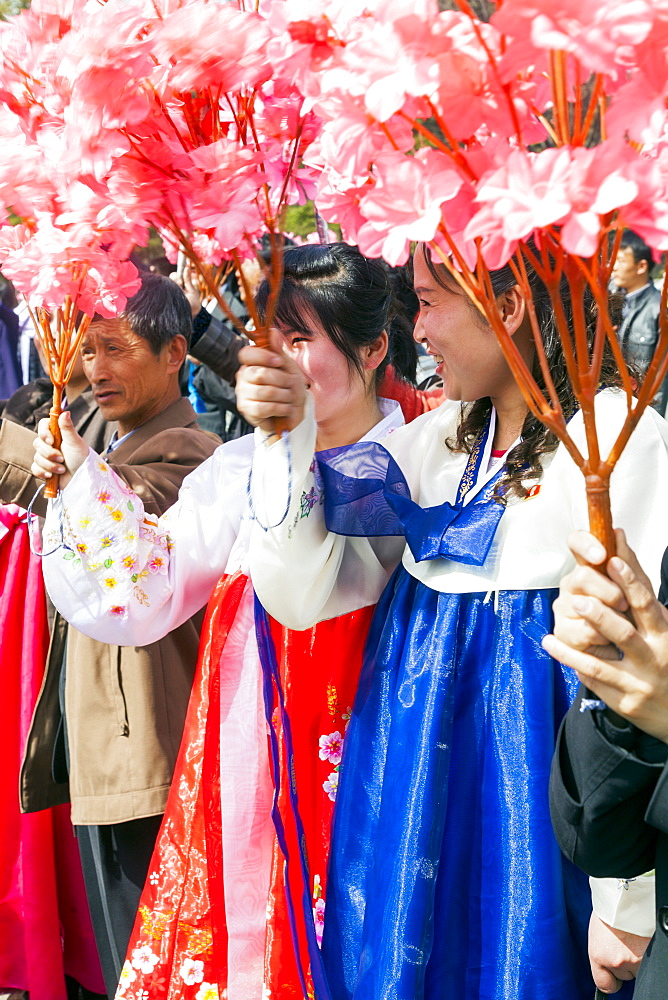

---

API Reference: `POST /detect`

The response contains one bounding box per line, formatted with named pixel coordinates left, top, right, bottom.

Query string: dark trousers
left=76, top=815, right=163, bottom=999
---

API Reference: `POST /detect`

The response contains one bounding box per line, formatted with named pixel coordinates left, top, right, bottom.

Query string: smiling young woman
left=240, top=244, right=668, bottom=1000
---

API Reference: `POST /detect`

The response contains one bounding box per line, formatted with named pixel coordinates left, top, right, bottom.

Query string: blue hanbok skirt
left=321, top=566, right=595, bottom=1000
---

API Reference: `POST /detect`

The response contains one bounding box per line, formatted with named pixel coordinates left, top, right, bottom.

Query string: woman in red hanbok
left=36, top=244, right=438, bottom=1000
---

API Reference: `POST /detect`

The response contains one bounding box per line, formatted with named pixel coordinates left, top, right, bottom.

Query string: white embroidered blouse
left=247, top=389, right=668, bottom=630
left=40, top=398, right=405, bottom=645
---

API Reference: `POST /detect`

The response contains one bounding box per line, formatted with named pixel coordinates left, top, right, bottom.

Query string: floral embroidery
left=131, top=945, right=159, bottom=974
left=179, top=959, right=205, bottom=985
left=134, top=586, right=150, bottom=607
left=326, top=685, right=351, bottom=725
left=44, top=528, right=60, bottom=549
left=320, top=695, right=350, bottom=801
left=312, top=875, right=325, bottom=947
left=323, top=771, right=338, bottom=801
left=195, top=983, right=219, bottom=1000
left=318, top=731, right=343, bottom=766
left=180, top=925, right=213, bottom=957
left=299, top=486, right=319, bottom=518
left=148, top=554, right=167, bottom=574
left=327, top=684, right=338, bottom=716
left=148, top=870, right=160, bottom=885
left=313, top=898, right=326, bottom=946
left=115, top=961, right=136, bottom=997
left=55, top=455, right=178, bottom=626
left=138, top=905, right=174, bottom=941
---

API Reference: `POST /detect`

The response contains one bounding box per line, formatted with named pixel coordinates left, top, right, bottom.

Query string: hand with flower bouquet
left=0, top=0, right=320, bottom=446
left=0, top=219, right=140, bottom=497
left=276, top=0, right=668, bottom=558
left=0, top=0, right=146, bottom=496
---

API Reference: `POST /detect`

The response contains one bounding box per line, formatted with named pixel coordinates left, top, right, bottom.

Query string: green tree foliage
left=283, top=202, right=341, bottom=240
left=0, top=0, right=30, bottom=20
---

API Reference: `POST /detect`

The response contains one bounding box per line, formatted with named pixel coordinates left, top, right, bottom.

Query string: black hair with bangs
left=255, top=242, right=410, bottom=387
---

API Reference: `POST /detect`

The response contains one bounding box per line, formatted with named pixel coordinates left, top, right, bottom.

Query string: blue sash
left=317, top=415, right=506, bottom=567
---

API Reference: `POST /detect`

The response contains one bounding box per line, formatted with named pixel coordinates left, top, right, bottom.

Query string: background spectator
left=611, top=230, right=665, bottom=413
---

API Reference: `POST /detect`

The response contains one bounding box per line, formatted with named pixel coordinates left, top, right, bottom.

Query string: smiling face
left=280, top=311, right=374, bottom=427
left=80, top=317, right=186, bottom=435
left=412, top=248, right=520, bottom=404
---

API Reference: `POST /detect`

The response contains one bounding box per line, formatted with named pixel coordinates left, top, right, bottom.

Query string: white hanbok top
left=40, top=398, right=404, bottom=645
left=247, top=389, right=668, bottom=629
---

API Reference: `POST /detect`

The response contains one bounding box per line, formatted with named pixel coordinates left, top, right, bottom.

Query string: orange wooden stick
left=27, top=303, right=92, bottom=500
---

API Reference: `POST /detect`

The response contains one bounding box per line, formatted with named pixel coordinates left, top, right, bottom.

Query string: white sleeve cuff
left=590, top=874, right=656, bottom=938
left=251, top=392, right=317, bottom=530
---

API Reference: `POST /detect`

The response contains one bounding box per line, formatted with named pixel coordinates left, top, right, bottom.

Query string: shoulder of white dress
left=383, top=397, right=459, bottom=447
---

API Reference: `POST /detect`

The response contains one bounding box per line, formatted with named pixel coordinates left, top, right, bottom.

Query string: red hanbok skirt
left=118, top=570, right=374, bottom=1000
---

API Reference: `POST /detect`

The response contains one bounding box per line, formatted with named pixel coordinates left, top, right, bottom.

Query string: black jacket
left=550, top=688, right=668, bottom=999
left=619, top=282, right=662, bottom=371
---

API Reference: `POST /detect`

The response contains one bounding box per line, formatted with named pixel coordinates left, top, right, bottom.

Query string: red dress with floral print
left=116, top=570, right=374, bottom=1000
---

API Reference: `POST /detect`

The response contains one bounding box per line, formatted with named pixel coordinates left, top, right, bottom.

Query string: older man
left=26, top=273, right=219, bottom=997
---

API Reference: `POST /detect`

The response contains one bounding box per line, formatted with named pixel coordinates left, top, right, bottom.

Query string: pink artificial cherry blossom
left=355, top=147, right=466, bottom=266
left=152, top=4, right=271, bottom=94
left=493, top=0, right=655, bottom=80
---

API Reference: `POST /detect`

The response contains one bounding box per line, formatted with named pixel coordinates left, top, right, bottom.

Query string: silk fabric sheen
left=322, top=571, right=592, bottom=1000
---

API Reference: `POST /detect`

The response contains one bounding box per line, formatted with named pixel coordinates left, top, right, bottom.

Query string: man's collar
left=624, top=282, right=652, bottom=301
left=106, top=396, right=199, bottom=460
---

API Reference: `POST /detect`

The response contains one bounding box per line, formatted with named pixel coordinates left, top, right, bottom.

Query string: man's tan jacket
left=1, top=395, right=220, bottom=825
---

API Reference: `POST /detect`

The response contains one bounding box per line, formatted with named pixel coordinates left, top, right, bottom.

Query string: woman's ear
left=364, top=330, right=389, bottom=371
left=498, top=286, right=527, bottom=338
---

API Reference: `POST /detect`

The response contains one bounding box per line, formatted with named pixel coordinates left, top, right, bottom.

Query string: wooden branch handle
left=585, top=476, right=615, bottom=562
left=248, top=327, right=290, bottom=439
left=43, top=389, right=63, bottom=500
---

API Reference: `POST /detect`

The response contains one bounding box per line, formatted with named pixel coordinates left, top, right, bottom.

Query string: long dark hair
left=420, top=245, right=623, bottom=501
left=255, top=242, right=417, bottom=388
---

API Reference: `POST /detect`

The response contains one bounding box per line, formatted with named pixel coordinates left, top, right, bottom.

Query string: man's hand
left=31, top=410, right=90, bottom=489
left=236, top=329, right=306, bottom=437
left=543, top=529, right=668, bottom=742
left=588, top=912, right=650, bottom=993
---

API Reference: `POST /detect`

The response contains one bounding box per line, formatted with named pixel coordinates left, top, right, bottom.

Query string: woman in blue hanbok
left=240, top=245, right=668, bottom=1000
